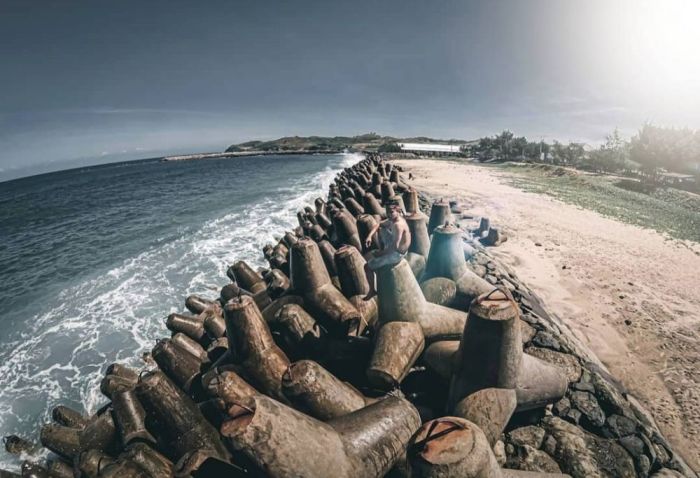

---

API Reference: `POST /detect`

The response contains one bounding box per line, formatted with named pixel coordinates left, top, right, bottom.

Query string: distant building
left=397, top=142, right=462, bottom=155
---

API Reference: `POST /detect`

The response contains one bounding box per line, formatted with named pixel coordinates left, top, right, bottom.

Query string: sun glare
left=616, top=0, right=700, bottom=106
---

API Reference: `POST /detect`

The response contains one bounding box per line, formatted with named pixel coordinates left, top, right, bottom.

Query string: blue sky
left=2, top=0, right=699, bottom=179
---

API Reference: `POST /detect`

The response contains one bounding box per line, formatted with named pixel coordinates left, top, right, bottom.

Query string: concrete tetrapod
left=205, top=337, right=229, bottom=364
left=452, top=388, right=517, bottom=447
left=334, top=245, right=378, bottom=332
left=3, top=436, right=36, bottom=456
left=18, top=462, right=50, bottom=478
left=404, top=213, right=431, bottom=278
left=47, top=460, right=73, bottom=478
left=106, top=363, right=139, bottom=383
left=151, top=338, right=203, bottom=393
left=51, top=405, right=88, bottom=429
left=175, top=449, right=245, bottom=477
left=265, top=268, right=291, bottom=298
left=260, top=294, right=305, bottom=324
left=422, top=340, right=459, bottom=383
left=78, top=408, right=118, bottom=455
left=363, top=192, right=386, bottom=218
left=100, top=374, right=136, bottom=399
left=281, top=360, right=368, bottom=420
left=381, top=182, right=396, bottom=203
left=403, top=189, right=427, bottom=219
left=481, top=227, right=506, bottom=247
left=221, top=394, right=420, bottom=478
left=231, top=260, right=266, bottom=294
left=41, top=408, right=118, bottom=461
left=201, top=365, right=258, bottom=408
left=315, top=197, right=327, bottom=215
left=406, top=213, right=431, bottom=257
left=344, top=197, right=365, bottom=217
left=367, top=321, right=425, bottom=391
left=329, top=394, right=419, bottom=478
left=135, top=370, right=230, bottom=463
left=309, top=223, right=328, bottom=243
left=201, top=306, right=226, bottom=339
left=447, top=290, right=567, bottom=412
left=375, top=258, right=467, bottom=341
left=76, top=448, right=114, bottom=477
left=427, top=200, right=452, bottom=235
left=171, top=332, right=208, bottom=362
left=351, top=184, right=366, bottom=204
left=315, top=212, right=333, bottom=234
left=407, top=417, right=570, bottom=478
left=166, top=312, right=207, bottom=344
left=223, top=295, right=290, bottom=403
left=422, top=224, right=492, bottom=304
left=97, top=458, right=153, bottom=477
left=121, top=442, right=174, bottom=478
left=111, top=390, right=156, bottom=447
left=220, top=282, right=252, bottom=304
left=420, top=277, right=459, bottom=308
left=356, top=214, right=380, bottom=253
left=185, top=295, right=216, bottom=315
left=39, top=424, right=81, bottom=460
left=272, top=303, right=324, bottom=358
left=317, top=239, right=341, bottom=288
left=332, top=209, right=363, bottom=252
left=289, top=238, right=363, bottom=336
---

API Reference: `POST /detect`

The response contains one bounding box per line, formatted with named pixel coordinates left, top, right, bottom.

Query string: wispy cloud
left=2, top=108, right=228, bottom=118
left=84, top=108, right=225, bottom=117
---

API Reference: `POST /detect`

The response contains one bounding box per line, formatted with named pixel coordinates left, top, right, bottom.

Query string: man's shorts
left=367, top=250, right=405, bottom=271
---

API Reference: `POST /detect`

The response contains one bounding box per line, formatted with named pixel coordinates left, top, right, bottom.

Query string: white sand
left=395, top=159, right=700, bottom=469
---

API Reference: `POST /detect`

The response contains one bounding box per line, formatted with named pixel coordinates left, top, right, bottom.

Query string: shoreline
left=3, top=154, right=695, bottom=476
left=161, top=149, right=342, bottom=161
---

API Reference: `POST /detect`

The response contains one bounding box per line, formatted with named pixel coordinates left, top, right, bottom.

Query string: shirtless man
left=363, top=201, right=411, bottom=300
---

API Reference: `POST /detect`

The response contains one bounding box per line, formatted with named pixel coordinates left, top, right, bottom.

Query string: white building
left=397, top=142, right=462, bottom=154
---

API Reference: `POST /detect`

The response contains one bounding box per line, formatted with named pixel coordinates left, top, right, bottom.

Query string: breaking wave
left=0, top=152, right=361, bottom=468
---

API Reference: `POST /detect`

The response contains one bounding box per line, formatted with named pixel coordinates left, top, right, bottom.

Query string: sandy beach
left=395, top=158, right=700, bottom=470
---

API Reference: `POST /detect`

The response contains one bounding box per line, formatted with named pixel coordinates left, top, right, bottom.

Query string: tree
left=378, top=142, right=402, bottom=153
left=510, top=136, right=528, bottom=160
left=496, top=130, right=515, bottom=160
left=603, top=128, right=629, bottom=171
left=585, top=148, right=618, bottom=173
left=630, top=124, right=670, bottom=180
left=630, top=123, right=700, bottom=179
left=551, top=141, right=585, bottom=165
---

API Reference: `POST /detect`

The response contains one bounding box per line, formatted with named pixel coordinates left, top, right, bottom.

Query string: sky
left=2, top=0, right=700, bottom=179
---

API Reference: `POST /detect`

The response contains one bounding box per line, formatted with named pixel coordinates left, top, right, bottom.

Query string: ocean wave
left=0, top=152, right=361, bottom=469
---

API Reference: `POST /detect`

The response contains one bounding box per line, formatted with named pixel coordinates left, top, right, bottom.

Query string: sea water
left=0, top=152, right=361, bottom=467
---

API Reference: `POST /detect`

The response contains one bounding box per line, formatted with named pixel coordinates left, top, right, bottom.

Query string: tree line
left=466, top=124, right=700, bottom=180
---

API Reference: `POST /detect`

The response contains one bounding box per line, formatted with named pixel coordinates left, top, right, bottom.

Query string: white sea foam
left=0, top=152, right=361, bottom=469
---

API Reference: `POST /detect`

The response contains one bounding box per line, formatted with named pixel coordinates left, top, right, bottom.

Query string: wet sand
left=395, top=158, right=700, bottom=470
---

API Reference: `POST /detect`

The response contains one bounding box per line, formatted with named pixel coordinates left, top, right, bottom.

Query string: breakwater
left=1, top=154, right=695, bottom=477
left=162, top=150, right=340, bottom=162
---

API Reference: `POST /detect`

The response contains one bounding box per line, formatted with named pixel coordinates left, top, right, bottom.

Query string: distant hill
left=225, top=133, right=471, bottom=153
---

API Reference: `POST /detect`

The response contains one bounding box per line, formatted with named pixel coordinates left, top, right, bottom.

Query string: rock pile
left=2, top=154, right=695, bottom=477
left=440, top=203, right=696, bottom=478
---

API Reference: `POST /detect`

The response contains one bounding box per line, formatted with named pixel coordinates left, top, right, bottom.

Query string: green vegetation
left=498, top=163, right=700, bottom=243
left=469, top=126, right=700, bottom=190
left=226, top=133, right=468, bottom=154
left=629, top=124, right=700, bottom=178
left=377, top=142, right=402, bottom=153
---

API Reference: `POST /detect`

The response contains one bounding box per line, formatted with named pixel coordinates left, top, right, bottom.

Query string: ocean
left=0, top=152, right=361, bottom=467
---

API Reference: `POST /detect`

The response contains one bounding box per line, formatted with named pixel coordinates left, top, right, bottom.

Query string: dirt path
left=395, top=159, right=700, bottom=470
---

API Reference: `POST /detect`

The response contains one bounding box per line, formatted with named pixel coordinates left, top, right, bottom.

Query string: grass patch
left=494, top=163, right=700, bottom=243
